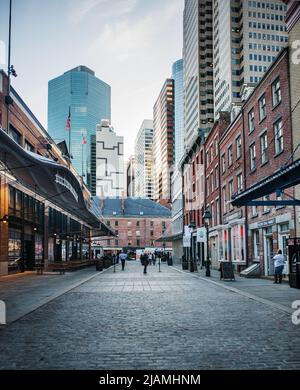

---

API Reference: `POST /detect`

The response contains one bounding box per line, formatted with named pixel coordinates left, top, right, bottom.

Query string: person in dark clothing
left=143, top=253, right=150, bottom=274
left=119, top=250, right=128, bottom=271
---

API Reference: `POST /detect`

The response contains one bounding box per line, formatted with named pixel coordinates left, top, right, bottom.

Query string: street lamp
left=202, top=208, right=211, bottom=277
left=188, top=221, right=196, bottom=272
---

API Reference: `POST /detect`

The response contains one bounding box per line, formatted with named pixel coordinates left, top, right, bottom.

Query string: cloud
left=69, top=0, right=138, bottom=24
left=88, top=0, right=182, bottom=63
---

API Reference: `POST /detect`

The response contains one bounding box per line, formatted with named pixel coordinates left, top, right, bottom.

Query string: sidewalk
left=173, top=264, right=300, bottom=314
left=0, top=266, right=114, bottom=324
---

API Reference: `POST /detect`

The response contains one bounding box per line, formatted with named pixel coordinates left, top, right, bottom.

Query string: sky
left=0, top=0, right=184, bottom=160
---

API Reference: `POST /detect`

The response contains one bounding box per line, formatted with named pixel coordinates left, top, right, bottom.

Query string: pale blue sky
left=0, top=0, right=183, bottom=158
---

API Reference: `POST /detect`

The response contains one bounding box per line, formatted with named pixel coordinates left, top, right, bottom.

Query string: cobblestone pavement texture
left=0, top=261, right=300, bottom=370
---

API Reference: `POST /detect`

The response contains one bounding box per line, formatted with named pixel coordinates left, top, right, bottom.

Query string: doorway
left=264, top=228, right=273, bottom=276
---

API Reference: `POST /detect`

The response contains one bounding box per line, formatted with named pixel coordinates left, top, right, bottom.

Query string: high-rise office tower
left=153, top=79, right=175, bottom=207
left=96, top=120, right=124, bottom=198
left=126, top=156, right=136, bottom=197
left=213, top=0, right=288, bottom=119
left=183, top=0, right=214, bottom=151
left=172, top=59, right=184, bottom=167
left=48, top=66, right=111, bottom=195
left=134, top=120, right=154, bottom=199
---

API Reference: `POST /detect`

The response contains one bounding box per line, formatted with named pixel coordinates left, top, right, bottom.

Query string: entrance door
left=279, top=234, right=289, bottom=275
left=264, top=233, right=273, bottom=276
left=24, top=240, right=34, bottom=270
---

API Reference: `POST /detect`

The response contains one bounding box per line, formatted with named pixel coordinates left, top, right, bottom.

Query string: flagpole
left=82, top=134, right=84, bottom=177
left=68, top=106, right=71, bottom=169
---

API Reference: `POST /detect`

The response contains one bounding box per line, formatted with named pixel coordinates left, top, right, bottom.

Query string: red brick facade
left=101, top=217, right=172, bottom=251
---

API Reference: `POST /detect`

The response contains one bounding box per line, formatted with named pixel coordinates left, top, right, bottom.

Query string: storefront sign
left=183, top=235, right=191, bottom=248
left=184, top=226, right=192, bottom=237
left=55, top=174, right=79, bottom=202
left=258, top=218, right=276, bottom=228
left=197, top=228, right=206, bottom=243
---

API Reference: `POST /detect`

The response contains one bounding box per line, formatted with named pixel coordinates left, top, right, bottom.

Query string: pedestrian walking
left=152, top=253, right=156, bottom=266
left=119, top=250, right=128, bottom=271
left=273, top=249, right=286, bottom=284
left=143, top=253, right=150, bottom=274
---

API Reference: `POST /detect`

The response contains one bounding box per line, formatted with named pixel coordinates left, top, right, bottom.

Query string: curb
left=172, top=266, right=293, bottom=315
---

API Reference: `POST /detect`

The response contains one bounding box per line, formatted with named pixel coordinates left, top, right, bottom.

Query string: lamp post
left=188, top=221, right=196, bottom=272
left=202, top=208, right=211, bottom=277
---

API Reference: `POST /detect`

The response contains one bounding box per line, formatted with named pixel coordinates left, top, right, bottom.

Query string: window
left=228, top=145, right=233, bottom=167
left=136, top=221, right=140, bottom=227
left=115, top=239, right=119, bottom=246
left=210, top=145, right=214, bottom=163
left=274, top=119, right=283, bottom=154
left=229, top=180, right=233, bottom=208
left=260, top=132, right=268, bottom=164
left=115, top=221, right=119, bottom=227
left=206, top=177, right=210, bottom=196
left=236, top=135, right=242, bottom=159
left=211, top=173, right=214, bottom=193
left=237, top=173, right=243, bottom=193
left=253, top=230, right=260, bottom=260
left=272, top=78, right=281, bottom=106
left=250, top=143, right=256, bottom=171
left=251, top=205, right=258, bottom=217
left=221, top=154, right=226, bottom=173
left=128, top=221, right=132, bottom=227
left=136, top=239, right=141, bottom=247
left=215, top=137, right=218, bottom=156
left=259, top=94, right=266, bottom=120
left=248, top=109, right=255, bottom=132
left=211, top=202, right=215, bottom=227
left=216, top=199, right=220, bottom=225
left=223, top=186, right=227, bottom=213
left=215, top=166, right=219, bottom=189
left=9, top=125, right=22, bottom=145
left=25, top=140, right=34, bottom=152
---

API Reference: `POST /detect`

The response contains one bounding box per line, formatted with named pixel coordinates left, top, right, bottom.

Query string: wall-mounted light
left=0, top=215, right=9, bottom=224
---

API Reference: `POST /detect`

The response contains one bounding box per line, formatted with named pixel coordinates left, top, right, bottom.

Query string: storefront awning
left=0, top=127, right=115, bottom=236
left=231, top=158, right=300, bottom=206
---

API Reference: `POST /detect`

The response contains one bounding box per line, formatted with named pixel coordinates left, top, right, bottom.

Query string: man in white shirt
left=273, top=249, right=285, bottom=284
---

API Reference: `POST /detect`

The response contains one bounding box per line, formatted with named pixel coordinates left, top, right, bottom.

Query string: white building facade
left=134, top=119, right=154, bottom=199
left=96, top=119, right=124, bottom=197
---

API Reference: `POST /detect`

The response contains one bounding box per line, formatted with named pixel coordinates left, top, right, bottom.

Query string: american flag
left=66, top=107, right=71, bottom=131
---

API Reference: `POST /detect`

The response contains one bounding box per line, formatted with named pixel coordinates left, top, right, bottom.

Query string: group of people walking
left=111, top=250, right=164, bottom=274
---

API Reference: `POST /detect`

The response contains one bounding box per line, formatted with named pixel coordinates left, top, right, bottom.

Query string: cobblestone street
left=0, top=261, right=300, bottom=370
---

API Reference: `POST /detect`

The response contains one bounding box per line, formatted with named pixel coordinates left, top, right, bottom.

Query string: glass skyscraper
left=172, top=59, right=184, bottom=167
left=48, top=65, right=111, bottom=195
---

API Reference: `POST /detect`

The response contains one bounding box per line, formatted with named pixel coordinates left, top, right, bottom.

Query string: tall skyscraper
left=183, top=0, right=214, bottom=151
left=153, top=79, right=175, bottom=207
left=172, top=59, right=184, bottom=167
left=126, top=156, right=136, bottom=197
left=213, top=0, right=288, bottom=118
left=134, top=120, right=154, bottom=199
left=96, top=120, right=124, bottom=198
left=171, top=60, right=185, bottom=263
left=48, top=65, right=111, bottom=195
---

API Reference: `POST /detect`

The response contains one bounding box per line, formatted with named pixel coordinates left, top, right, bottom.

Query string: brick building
left=93, top=197, right=172, bottom=253
left=0, top=70, right=112, bottom=276
left=218, top=113, right=246, bottom=270
left=204, top=112, right=231, bottom=269
left=182, top=135, right=205, bottom=264
left=243, top=48, right=295, bottom=276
